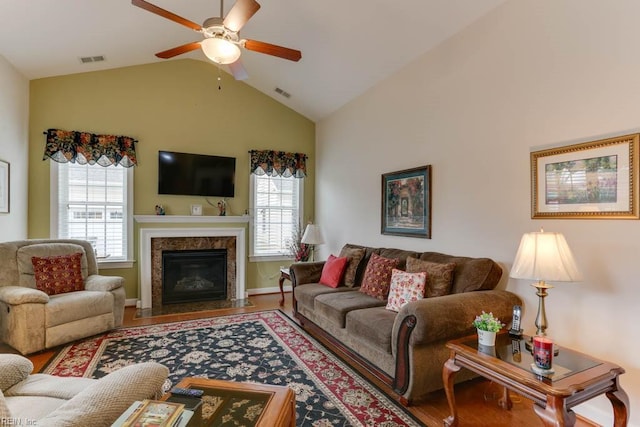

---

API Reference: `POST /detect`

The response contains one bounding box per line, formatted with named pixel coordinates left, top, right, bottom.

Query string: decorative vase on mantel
left=477, top=329, right=497, bottom=346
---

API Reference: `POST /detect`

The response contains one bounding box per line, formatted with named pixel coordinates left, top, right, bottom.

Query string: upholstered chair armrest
left=0, top=355, right=34, bottom=391
left=84, top=274, right=124, bottom=292
left=392, top=290, right=522, bottom=348
left=38, top=362, right=169, bottom=426
left=0, top=286, right=49, bottom=305
left=290, top=261, right=325, bottom=287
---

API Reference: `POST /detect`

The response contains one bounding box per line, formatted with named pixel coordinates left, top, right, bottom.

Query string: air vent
left=274, top=87, right=291, bottom=99
left=79, top=55, right=106, bottom=64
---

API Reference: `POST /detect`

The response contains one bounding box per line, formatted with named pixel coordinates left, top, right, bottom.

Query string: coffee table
left=164, top=378, right=296, bottom=427
left=442, top=333, right=629, bottom=427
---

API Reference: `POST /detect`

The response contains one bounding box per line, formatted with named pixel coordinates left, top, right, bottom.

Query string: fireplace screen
left=162, top=249, right=227, bottom=304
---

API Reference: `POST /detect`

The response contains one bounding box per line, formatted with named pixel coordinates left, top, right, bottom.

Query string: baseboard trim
left=247, top=285, right=291, bottom=296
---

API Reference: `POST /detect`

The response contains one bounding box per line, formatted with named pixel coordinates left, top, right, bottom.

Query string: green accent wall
left=28, top=59, right=315, bottom=299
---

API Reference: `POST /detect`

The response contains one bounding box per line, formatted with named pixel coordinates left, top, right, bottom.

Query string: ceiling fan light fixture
left=201, top=37, right=241, bottom=64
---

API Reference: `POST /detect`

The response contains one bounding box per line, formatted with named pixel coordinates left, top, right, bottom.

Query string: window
left=250, top=174, right=303, bottom=260
left=51, top=162, right=134, bottom=268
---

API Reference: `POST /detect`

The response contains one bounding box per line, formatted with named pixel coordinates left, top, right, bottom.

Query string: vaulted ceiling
left=0, top=0, right=506, bottom=121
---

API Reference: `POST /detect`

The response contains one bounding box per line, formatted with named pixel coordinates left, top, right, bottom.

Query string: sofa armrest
left=0, top=286, right=49, bottom=305
left=0, top=355, right=34, bottom=392
left=393, top=290, right=522, bottom=347
left=84, top=274, right=124, bottom=292
left=38, top=362, right=169, bottom=426
left=290, top=261, right=325, bottom=287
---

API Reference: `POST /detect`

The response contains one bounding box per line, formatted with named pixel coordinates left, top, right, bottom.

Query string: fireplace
left=138, top=225, right=247, bottom=310
left=162, top=249, right=227, bottom=304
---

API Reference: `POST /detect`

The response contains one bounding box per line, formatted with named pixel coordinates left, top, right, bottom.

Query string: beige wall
left=28, top=59, right=315, bottom=298
left=317, top=0, right=639, bottom=424
left=0, top=55, right=29, bottom=241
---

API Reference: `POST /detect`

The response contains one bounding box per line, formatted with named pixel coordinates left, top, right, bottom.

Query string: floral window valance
left=249, top=150, right=307, bottom=178
left=43, top=128, right=138, bottom=168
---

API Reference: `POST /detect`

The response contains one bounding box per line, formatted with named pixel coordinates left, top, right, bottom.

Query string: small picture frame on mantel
left=190, top=204, right=203, bottom=216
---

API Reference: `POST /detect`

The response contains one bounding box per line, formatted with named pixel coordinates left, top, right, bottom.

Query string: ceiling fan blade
left=131, top=0, right=202, bottom=31
left=243, top=39, right=302, bottom=62
left=228, top=59, right=249, bottom=81
left=156, top=42, right=202, bottom=59
left=223, top=0, right=261, bottom=33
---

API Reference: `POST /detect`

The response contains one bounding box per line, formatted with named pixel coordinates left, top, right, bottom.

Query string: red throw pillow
left=32, top=252, right=85, bottom=296
left=359, top=253, right=400, bottom=300
left=319, top=254, right=349, bottom=288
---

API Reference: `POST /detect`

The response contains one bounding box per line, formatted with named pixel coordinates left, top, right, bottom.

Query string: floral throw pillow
left=385, top=269, right=427, bottom=312
left=32, top=252, right=85, bottom=296
left=359, top=253, right=399, bottom=300
left=406, top=256, right=456, bottom=298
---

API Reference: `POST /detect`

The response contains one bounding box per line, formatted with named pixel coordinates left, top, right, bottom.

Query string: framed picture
left=381, top=165, right=431, bottom=238
left=531, top=133, right=639, bottom=219
left=0, top=160, right=8, bottom=214
left=190, top=204, right=203, bottom=216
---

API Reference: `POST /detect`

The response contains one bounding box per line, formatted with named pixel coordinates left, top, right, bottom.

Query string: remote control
left=171, top=387, right=204, bottom=397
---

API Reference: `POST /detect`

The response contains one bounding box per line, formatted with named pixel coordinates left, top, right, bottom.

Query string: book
left=112, top=399, right=186, bottom=427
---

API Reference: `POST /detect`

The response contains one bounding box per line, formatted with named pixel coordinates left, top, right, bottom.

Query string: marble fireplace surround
left=139, top=226, right=246, bottom=309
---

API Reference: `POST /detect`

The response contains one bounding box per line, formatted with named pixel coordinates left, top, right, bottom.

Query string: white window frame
left=249, top=174, right=304, bottom=262
left=50, top=162, right=135, bottom=269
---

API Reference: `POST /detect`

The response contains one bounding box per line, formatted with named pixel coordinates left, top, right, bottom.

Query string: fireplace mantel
left=138, top=226, right=246, bottom=309
left=134, top=215, right=250, bottom=224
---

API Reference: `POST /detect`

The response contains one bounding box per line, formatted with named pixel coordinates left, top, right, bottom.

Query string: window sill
left=249, top=255, right=293, bottom=263
left=98, top=260, right=135, bottom=269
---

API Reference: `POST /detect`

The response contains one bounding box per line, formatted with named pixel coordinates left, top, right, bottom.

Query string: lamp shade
left=201, top=37, right=241, bottom=64
left=510, top=231, right=582, bottom=282
left=301, top=224, right=325, bottom=245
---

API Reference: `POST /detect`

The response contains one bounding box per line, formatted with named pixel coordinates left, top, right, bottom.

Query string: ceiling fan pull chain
left=217, top=64, right=223, bottom=90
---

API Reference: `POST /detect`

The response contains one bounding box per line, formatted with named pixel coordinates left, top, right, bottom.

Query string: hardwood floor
left=4, top=293, right=597, bottom=427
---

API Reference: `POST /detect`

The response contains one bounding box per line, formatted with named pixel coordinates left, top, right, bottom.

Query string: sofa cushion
left=294, top=283, right=355, bottom=311
left=385, top=269, right=427, bottom=312
left=338, top=246, right=366, bottom=287
left=319, top=255, right=349, bottom=288
left=0, top=389, right=10, bottom=419
left=17, top=243, right=88, bottom=289
left=314, top=291, right=386, bottom=328
left=5, top=373, right=95, bottom=400
left=417, top=252, right=502, bottom=293
left=32, top=253, right=85, bottom=296
left=406, top=257, right=456, bottom=297
left=360, top=253, right=399, bottom=300
left=346, top=307, right=397, bottom=354
left=45, top=291, right=114, bottom=328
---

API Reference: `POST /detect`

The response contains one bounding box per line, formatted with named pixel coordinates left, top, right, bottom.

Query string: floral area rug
left=43, top=310, right=423, bottom=426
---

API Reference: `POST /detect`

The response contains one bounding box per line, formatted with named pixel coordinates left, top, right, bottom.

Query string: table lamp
left=301, top=223, right=325, bottom=262
left=510, top=229, right=582, bottom=336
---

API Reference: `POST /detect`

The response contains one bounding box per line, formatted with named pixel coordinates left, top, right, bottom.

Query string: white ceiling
left=0, top=0, right=506, bottom=121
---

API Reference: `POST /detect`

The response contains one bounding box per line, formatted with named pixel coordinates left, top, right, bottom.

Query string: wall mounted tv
left=158, top=150, right=236, bottom=198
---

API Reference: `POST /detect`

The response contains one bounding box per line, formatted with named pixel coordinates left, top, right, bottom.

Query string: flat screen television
left=158, top=150, right=235, bottom=197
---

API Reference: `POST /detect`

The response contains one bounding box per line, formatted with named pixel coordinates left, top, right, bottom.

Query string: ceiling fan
left=131, top=0, right=302, bottom=80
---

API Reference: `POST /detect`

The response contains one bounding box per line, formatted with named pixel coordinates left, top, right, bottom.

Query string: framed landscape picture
left=531, top=133, right=639, bottom=219
left=0, top=160, right=8, bottom=214
left=381, top=165, right=431, bottom=238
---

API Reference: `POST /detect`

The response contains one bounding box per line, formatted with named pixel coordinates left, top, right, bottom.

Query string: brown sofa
left=291, top=243, right=522, bottom=405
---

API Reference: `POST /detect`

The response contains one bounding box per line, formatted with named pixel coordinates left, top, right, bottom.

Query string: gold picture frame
left=531, top=133, right=639, bottom=219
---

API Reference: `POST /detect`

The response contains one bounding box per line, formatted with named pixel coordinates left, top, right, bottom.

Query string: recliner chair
left=0, top=239, right=126, bottom=354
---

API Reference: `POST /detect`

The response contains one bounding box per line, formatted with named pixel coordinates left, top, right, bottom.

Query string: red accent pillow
left=32, top=253, right=85, bottom=296
left=359, top=253, right=399, bottom=300
left=319, top=254, right=349, bottom=288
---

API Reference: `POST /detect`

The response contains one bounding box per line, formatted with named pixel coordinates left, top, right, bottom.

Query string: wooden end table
left=278, top=267, right=291, bottom=307
left=164, top=377, right=295, bottom=427
left=442, top=333, right=629, bottom=427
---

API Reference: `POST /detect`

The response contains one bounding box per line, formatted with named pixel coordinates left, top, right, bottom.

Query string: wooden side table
left=278, top=267, right=291, bottom=307
left=442, top=333, right=629, bottom=427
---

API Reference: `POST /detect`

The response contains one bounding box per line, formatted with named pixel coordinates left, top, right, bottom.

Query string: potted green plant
left=472, top=311, right=505, bottom=346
